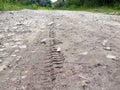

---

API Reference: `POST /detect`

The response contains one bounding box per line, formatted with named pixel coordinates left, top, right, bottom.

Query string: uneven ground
left=0, top=10, right=120, bottom=90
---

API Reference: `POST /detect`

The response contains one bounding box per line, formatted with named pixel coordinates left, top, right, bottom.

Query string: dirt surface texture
left=0, top=10, right=120, bottom=90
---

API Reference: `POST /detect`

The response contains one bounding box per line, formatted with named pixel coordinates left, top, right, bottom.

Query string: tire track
left=42, top=21, right=65, bottom=90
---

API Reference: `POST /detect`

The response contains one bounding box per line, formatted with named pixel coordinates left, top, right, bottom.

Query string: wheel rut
left=42, top=21, right=65, bottom=90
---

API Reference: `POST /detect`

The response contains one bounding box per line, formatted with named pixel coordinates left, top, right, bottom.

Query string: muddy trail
left=0, top=10, right=120, bottom=90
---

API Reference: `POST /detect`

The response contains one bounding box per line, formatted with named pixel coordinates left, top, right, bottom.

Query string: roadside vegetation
left=0, top=0, right=120, bottom=15
left=0, top=0, right=52, bottom=10
left=53, top=0, right=120, bottom=15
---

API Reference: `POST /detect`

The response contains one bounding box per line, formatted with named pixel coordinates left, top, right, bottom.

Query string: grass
left=0, top=2, right=51, bottom=11
left=59, top=6, right=120, bottom=15
left=0, top=2, right=120, bottom=15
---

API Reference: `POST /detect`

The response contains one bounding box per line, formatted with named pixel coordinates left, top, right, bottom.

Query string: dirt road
left=0, top=10, right=120, bottom=90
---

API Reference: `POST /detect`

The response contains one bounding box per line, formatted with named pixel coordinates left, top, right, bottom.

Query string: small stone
left=21, top=75, right=27, bottom=79
left=82, top=83, right=87, bottom=89
left=21, top=85, right=26, bottom=90
left=16, top=42, right=22, bottom=45
left=0, top=65, right=7, bottom=72
left=82, top=80, right=90, bottom=84
left=12, top=45, right=18, bottom=48
left=57, top=47, right=61, bottom=52
left=16, top=23, right=23, bottom=26
left=14, top=50, right=19, bottom=53
left=0, top=48, right=5, bottom=52
left=16, top=56, right=21, bottom=61
left=11, top=54, right=17, bottom=57
left=7, top=33, right=15, bottom=37
left=14, top=38, right=22, bottom=42
left=48, top=22, right=54, bottom=26
left=9, top=12, right=14, bottom=15
left=13, top=27, right=17, bottom=29
left=94, top=63, right=102, bottom=67
left=0, top=59, right=3, bottom=63
left=19, top=45, right=27, bottom=49
left=102, top=40, right=108, bottom=46
left=106, top=55, right=117, bottom=60
left=31, top=51, right=36, bottom=53
left=41, top=38, right=47, bottom=44
left=81, top=52, right=88, bottom=55
left=0, top=34, right=4, bottom=39
left=104, top=47, right=111, bottom=51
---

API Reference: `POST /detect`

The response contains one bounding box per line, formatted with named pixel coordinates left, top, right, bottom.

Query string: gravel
left=0, top=10, right=120, bottom=90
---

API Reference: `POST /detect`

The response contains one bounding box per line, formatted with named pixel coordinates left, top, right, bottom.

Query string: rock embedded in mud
left=16, top=56, right=21, bottom=61
left=80, top=52, right=88, bottom=55
left=48, top=22, right=54, bottom=26
left=103, top=46, right=112, bottom=51
left=106, top=55, right=117, bottom=60
left=14, top=49, right=19, bottom=53
left=12, top=45, right=18, bottom=48
left=13, top=27, right=17, bottom=29
left=19, top=45, right=27, bottom=49
left=21, top=75, right=27, bottom=79
left=94, top=63, right=102, bottom=67
left=9, top=12, right=14, bottom=15
left=57, top=47, right=61, bottom=52
left=7, top=33, right=15, bottom=37
left=41, top=38, right=47, bottom=44
left=21, top=85, right=26, bottom=90
left=0, top=59, right=3, bottom=63
left=0, top=48, right=5, bottom=52
left=102, top=40, right=108, bottom=46
left=0, top=34, right=4, bottom=39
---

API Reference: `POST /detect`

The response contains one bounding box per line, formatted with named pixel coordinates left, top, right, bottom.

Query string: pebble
left=48, top=22, right=54, bottom=26
left=41, top=38, right=47, bottom=44
left=0, top=48, right=5, bottom=52
left=57, top=47, right=61, bottom=52
left=12, top=45, right=18, bottom=48
left=11, top=54, right=17, bottom=57
left=31, top=51, right=36, bottom=53
left=0, top=59, right=3, bottom=63
left=9, top=12, right=14, bottom=15
left=106, top=55, right=117, bottom=60
left=13, top=27, right=17, bottom=29
left=78, top=74, right=87, bottom=80
left=14, top=38, right=22, bottom=42
left=16, top=23, right=23, bottom=26
left=16, top=42, right=22, bottom=45
left=16, top=56, right=21, bottom=61
left=14, top=49, right=19, bottom=53
left=7, top=33, right=15, bottom=37
left=19, top=45, right=27, bottom=49
left=0, top=34, right=4, bottom=38
left=21, top=85, right=26, bottom=90
left=82, top=80, right=90, bottom=84
left=0, top=65, right=7, bottom=72
left=102, top=40, right=108, bottom=46
left=81, top=52, right=88, bottom=55
left=103, top=46, right=112, bottom=51
left=21, top=75, right=27, bottom=79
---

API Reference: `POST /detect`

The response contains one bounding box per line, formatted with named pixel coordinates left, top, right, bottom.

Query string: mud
left=0, top=10, right=120, bottom=90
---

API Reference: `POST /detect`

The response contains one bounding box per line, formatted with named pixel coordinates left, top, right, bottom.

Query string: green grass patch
left=0, top=2, right=51, bottom=11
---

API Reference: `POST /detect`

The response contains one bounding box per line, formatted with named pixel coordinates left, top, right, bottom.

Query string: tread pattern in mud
left=42, top=25, right=64, bottom=90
